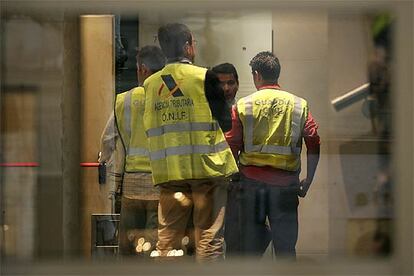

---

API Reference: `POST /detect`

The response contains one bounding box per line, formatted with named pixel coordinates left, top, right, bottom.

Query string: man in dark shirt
left=211, top=62, right=273, bottom=258
left=212, top=62, right=239, bottom=106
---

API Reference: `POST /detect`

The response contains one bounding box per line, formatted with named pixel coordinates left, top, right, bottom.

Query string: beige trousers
left=156, top=177, right=228, bottom=262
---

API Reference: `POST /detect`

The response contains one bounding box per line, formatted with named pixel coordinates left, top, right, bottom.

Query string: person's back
left=237, top=88, right=308, bottom=172
left=144, top=62, right=236, bottom=184
left=115, top=87, right=151, bottom=173
left=226, top=51, right=320, bottom=259
left=115, top=86, right=160, bottom=256
left=143, top=23, right=238, bottom=262
left=101, top=45, right=166, bottom=256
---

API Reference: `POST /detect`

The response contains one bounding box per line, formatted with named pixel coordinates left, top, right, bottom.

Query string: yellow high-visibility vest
left=143, top=63, right=238, bottom=185
left=237, top=88, right=308, bottom=171
left=115, top=87, right=151, bottom=172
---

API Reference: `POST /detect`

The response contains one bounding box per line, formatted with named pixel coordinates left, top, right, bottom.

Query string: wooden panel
left=79, top=15, right=115, bottom=257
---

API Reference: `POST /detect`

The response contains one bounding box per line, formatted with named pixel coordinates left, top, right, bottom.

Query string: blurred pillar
left=79, top=15, right=115, bottom=257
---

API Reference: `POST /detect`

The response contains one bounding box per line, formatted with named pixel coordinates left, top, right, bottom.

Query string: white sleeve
left=99, top=113, right=118, bottom=163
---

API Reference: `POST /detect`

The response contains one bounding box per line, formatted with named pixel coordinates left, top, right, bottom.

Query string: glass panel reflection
left=0, top=2, right=402, bottom=273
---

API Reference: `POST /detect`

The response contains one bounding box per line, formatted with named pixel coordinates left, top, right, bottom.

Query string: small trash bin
left=91, top=214, right=120, bottom=257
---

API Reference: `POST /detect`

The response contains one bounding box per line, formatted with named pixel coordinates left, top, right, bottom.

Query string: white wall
left=188, top=12, right=273, bottom=99
left=139, top=11, right=272, bottom=99
left=327, top=14, right=371, bottom=139
left=273, top=11, right=378, bottom=258
left=272, top=10, right=330, bottom=260
left=327, top=13, right=376, bottom=256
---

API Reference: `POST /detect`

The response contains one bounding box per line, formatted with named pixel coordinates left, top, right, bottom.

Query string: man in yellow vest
left=143, top=23, right=238, bottom=262
left=100, top=45, right=166, bottom=256
left=226, top=51, right=320, bottom=258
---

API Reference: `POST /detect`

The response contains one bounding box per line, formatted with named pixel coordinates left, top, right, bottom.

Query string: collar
left=167, top=57, right=193, bottom=64
left=257, top=84, right=280, bottom=90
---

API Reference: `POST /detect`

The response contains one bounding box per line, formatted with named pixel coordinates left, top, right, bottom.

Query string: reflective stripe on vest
left=128, top=147, right=149, bottom=156
left=146, top=122, right=219, bottom=137
left=115, top=87, right=151, bottom=172
left=243, top=94, right=303, bottom=155
left=149, top=140, right=229, bottom=161
left=123, top=91, right=149, bottom=158
left=124, top=90, right=132, bottom=143
left=290, top=95, right=303, bottom=151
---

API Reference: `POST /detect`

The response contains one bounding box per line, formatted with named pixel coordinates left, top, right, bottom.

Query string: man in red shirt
left=226, top=51, right=320, bottom=258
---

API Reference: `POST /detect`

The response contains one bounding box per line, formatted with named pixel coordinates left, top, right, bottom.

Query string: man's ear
left=252, top=70, right=259, bottom=81
left=254, top=71, right=263, bottom=82
left=184, top=43, right=191, bottom=56
left=141, top=64, right=150, bottom=75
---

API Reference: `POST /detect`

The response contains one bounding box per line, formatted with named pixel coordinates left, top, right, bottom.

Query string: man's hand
left=298, top=179, right=311, bottom=198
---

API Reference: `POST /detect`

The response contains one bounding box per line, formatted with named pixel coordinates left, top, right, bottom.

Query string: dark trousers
left=118, top=197, right=158, bottom=256
left=224, top=176, right=299, bottom=258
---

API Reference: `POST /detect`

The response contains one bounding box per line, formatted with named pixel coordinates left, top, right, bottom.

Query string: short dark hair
left=136, top=45, right=166, bottom=73
left=211, top=63, right=239, bottom=83
left=157, top=23, right=193, bottom=59
left=249, top=51, right=281, bottom=83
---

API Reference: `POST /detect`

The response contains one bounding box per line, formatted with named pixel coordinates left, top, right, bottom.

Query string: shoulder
left=116, top=86, right=144, bottom=105
left=166, top=63, right=208, bottom=77
left=143, top=71, right=162, bottom=86
left=131, top=86, right=144, bottom=95
left=184, top=63, right=208, bottom=77
left=115, top=91, right=127, bottom=104
left=237, top=91, right=259, bottom=104
left=278, top=89, right=308, bottom=105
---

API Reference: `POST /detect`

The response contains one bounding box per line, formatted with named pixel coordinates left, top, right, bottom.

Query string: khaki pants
left=156, top=177, right=228, bottom=262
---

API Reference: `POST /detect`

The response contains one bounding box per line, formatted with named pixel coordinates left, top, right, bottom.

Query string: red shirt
left=225, top=86, right=320, bottom=186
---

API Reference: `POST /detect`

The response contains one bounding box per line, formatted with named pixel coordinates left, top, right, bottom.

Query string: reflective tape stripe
left=290, top=96, right=303, bottom=149
left=243, top=95, right=303, bottom=155
left=250, top=144, right=301, bottom=155
left=124, top=90, right=132, bottom=140
left=146, top=122, right=218, bottom=137
left=244, top=95, right=254, bottom=152
left=149, top=141, right=229, bottom=161
left=128, top=147, right=149, bottom=157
